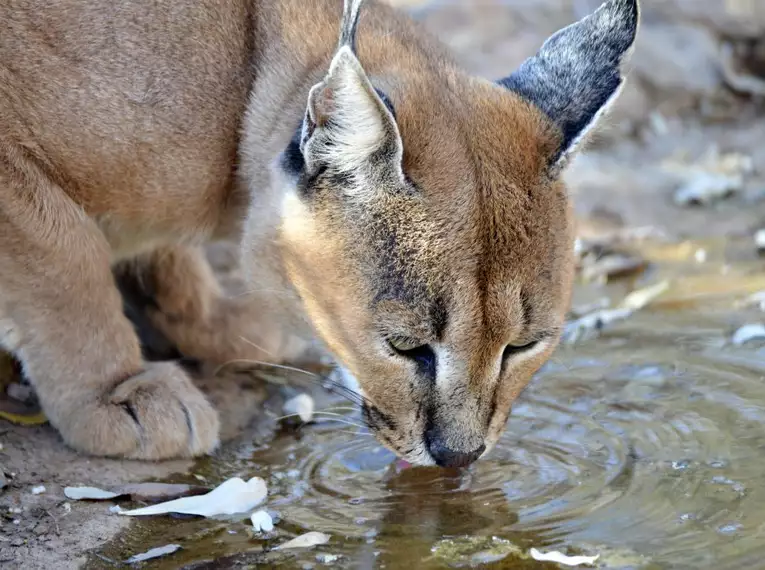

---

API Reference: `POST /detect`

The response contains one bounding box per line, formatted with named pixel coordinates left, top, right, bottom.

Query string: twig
left=44, top=509, right=60, bottom=536
left=720, top=42, right=765, bottom=96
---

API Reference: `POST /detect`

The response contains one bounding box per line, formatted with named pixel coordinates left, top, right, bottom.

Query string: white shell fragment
left=530, top=548, right=600, bottom=567
left=31, top=485, right=46, bottom=495
left=125, top=544, right=181, bottom=564
left=118, top=477, right=267, bottom=518
left=250, top=510, right=274, bottom=532
left=273, top=531, right=331, bottom=550
left=732, top=324, right=765, bottom=346
left=64, top=486, right=119, bottom=500
left=283, top=393, right=315, bottom=423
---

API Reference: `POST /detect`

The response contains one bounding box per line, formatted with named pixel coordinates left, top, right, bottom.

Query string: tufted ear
left=300, top=0, right=404, bottom=186
left=499, top=0, right=639, bottom=170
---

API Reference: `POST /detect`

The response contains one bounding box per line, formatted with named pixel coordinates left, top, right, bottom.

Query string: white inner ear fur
left=552, top=78, right=626, bottom=172
left=302, top=46, right=404, bottom=183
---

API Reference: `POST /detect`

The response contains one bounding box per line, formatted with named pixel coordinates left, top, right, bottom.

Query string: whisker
left=233, top=288, right=295, bottom=300
left=274, top=410, right=359, bottom=421
left=320, top=416, right=367, bottom=429
left=239, top=336, right=277, bottom=359
left=213, top=355, right=369, bottom=408
left=334, top=429, right=373, bottom=437
left=317, top=406, right=359, bottom=414
left=213, top=358, right=319, bottom=378
left=274, top=412, right=366, bottom=429
left=317, top=375, right=366, bottom=406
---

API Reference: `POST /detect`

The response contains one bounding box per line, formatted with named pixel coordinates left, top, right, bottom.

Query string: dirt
left=3, top=0, right=765, bottom=568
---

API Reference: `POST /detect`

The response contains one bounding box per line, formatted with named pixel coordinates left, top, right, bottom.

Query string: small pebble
left=31, top=485, right=46, bottom=495
left=718, top=522, right=743, bottom=535
left=756, top=229, right=765, bottom=252
left=732, top=323, right=765, bottom=346
left=250, top=510, right=274, bottom=533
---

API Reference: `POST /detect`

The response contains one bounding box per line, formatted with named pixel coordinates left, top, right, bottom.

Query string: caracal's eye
left=502, top=340, right=541, bottom=362
left=388, top=336, right=425, bottom=353
left=387, top=336, right=437, bottom=379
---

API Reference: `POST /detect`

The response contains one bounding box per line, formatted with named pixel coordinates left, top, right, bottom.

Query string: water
left=89, top=238, right=765, bottom=569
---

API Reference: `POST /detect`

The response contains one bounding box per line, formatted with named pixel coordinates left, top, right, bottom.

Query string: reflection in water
left=92, top=238, right=765, bottom=570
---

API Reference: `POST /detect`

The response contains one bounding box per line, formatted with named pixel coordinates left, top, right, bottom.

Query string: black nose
left=425, top=428, right=485, bottom=468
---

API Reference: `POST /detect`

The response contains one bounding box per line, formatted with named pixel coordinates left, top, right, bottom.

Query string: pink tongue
left=394, top=459, right=413, bottom=470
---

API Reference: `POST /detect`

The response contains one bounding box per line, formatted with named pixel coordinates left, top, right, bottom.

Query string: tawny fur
left=0, top=0, right=636, bottom=462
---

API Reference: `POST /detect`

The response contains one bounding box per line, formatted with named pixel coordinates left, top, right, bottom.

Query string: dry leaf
left=118, top=476, right=267, bottom=518
left=64, top=486, right=120, bottom=500
left=125, top=544, right=181, bottom=564
left=663, top=146, right=754, bottom=207
left=111, top=483, right=210, bottom=503
left=530, top=548, right=599, bottom=567
left=273, top=531, right=331, bottom=550
left=581, top=253, right=646, bottom=282
left=619, top=280, right=670, bottom=311
left=0, top=398, right=48, bottom=426
left=64, top=483, right=210, bottom=503
left=563, top=281, right=669, bottom=345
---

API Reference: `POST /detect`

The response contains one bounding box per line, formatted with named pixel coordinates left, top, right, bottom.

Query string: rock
left=6, top=383, right=34, bottom=405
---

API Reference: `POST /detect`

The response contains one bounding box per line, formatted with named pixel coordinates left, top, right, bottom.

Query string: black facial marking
left=520, top=290, right=533, bottom=330
left=370, top=218, right=414, bottom=305
left=430, top=297, right=449, bottom=341
left=280, top=122, right=305, bottom=177
left=362, top=401, right=398, bottom=432
left=487, top=387, right=499, bottom=429
left=393, top=343, right=437, bottom=382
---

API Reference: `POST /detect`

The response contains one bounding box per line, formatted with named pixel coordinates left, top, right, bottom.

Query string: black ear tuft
left=499, top=0, right=639, bottom=166
left=338, top=0, right=366, bottom=53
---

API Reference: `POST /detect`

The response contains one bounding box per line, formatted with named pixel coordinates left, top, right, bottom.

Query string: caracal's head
left=271, top=0, right=639, bottom=467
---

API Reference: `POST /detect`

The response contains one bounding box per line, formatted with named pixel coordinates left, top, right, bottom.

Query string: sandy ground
left=2, top=0, right=765, bottom=567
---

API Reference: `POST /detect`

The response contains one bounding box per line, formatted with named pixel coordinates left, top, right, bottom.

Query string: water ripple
left=247, top=313, right=765, bottom=569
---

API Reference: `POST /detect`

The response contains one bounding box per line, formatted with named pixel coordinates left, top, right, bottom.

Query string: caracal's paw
left=57, top=362, right=220, bottom=460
